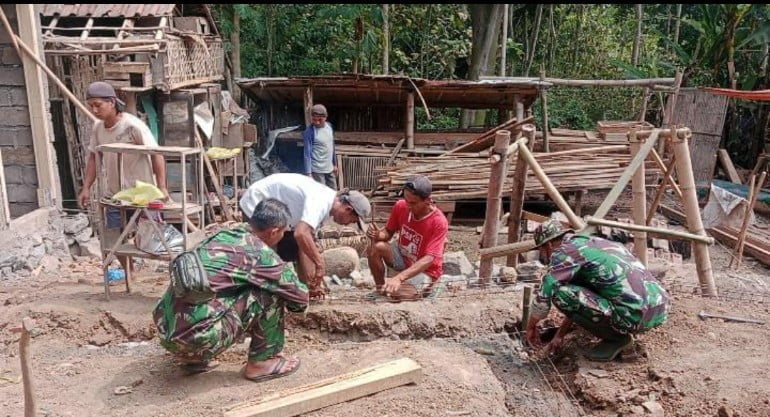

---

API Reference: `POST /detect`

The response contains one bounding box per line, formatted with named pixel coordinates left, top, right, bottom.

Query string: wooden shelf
left=97, top=143, right=201, bottom=157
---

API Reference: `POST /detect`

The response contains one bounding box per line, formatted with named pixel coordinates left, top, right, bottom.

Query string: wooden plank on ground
left=223, top=357, right=423, bottom=417
left=717, top=149, right=742, bottom=184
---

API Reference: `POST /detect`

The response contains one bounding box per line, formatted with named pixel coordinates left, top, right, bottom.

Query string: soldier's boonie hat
left=534, top=219, right=573, bottom=247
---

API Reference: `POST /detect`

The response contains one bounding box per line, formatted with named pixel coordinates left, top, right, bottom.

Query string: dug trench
left=2, top=256, right=770, bottom=416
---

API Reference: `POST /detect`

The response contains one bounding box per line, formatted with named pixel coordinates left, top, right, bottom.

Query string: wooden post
left=574, top=190, right=585, bottom=217
left=732, top=171, right=767, bottom=268
left=15, top=4, right=61, bottom=208
left=405, top=92, right=415, bottom=149
left=517, top=142, right=585, bottom=229
left=123, top=90, right=138, bottom=115
left=540, top=68, right=550, bottom=152
left=520, top=286, right=533, bottom=331
left=671, top=134, right=717, bottom=296
left=11, top=317, right=37, bottom=417
left=480, top=239, right=536, bottom=260
left=717, top=149, right=742, bottom=184
left=500, top=4, right=508, bottom=77
left=303, top=87, right=313, bottom=127
left=507, top=125, right=534, bottom=267
left=479, top=130, right=512, bottom=283
left=514, top=94, right=524, bottom=124
left=630, top=130, right=648, bottom=265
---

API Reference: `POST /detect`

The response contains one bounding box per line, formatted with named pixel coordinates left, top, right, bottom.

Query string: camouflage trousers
left=159, top=289, right=286, bottom=363
left=551, top=284, right=639, bottom=339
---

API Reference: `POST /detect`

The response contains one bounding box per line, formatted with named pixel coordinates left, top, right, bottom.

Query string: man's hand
left=525, top=316, right=543, bottom=349
left=78, top=189, right=91, bottom=209
left=159, top=187, right=173, bottom=203
left=542, top=333, right=565, bottom=357
left=366, top=222, right=380, bottom=241
left=382, top=276, right=402, bottom=296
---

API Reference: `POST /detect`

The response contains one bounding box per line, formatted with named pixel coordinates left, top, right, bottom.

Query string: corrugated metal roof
left=39, top=4, right=177, bottom=18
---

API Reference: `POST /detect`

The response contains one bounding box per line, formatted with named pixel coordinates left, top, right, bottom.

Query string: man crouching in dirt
left=525, top=220, right=671, bottom=362
left=366, top=175, right=448, bottom=301
left=153, top=199, right=308, bottom=381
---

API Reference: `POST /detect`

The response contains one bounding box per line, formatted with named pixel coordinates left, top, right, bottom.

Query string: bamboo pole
left=479, top=130, right=512, bottom=283
left=659, top=70, right=683, bottom=154
left=646, top=154, right=678, bottom=225
left=480, top=239, right=536, bottom=260
left=0, top=7, right=97, bottom=123
left=517, top=142, right=585, bottom=229
left=630, top=130, right=648, bottom=265
left=587, top=129, right=660, bottom=231
left=507, top=126, right=534, bottom=267
left=639, top=86, right=650, bottom=122
left=671, top=134, right=717, bottom=296
left=584, top=217, right=715, bottom=245
left=732, top=171, right=767, bottom=268
left=649, top=149, right=683, bottom=198
left=480, top=76, right=677, bottom=87
left=636, top=127, right=689, bottom=140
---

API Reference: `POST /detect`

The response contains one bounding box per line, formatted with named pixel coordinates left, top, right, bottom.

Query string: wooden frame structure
left=477, top=126, right=718, bottom=297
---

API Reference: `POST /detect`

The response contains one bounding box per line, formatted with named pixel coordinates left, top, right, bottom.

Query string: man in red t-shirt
left=366, top=175, right=449, bottom=301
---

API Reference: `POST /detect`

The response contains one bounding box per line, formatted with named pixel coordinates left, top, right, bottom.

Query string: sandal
left=243, top=356, right=301, bottom=383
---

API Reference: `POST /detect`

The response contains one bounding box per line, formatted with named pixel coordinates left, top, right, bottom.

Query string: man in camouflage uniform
left=525, top=219, right=670, bottom=361
left=153, top=199, right=309, bottom=381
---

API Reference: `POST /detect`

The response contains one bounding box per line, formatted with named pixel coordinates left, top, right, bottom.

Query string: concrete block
left=1, top=47, right=21, bottom=65
left=0, top=127, right=33, bottom=147
left=0, top=66, right=26, bottom=87
left=6, top=183, right=36, bottom=203
left=0, top=106, right=30, bottom=127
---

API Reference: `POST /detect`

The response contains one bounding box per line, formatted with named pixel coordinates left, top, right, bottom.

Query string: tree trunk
left=230, top=6, right=241, bottom=103
left=382, top=4, right=389, bottom=75
left=524, top=4, right=543, bottom=77
left=632, top=4, right=643, bottom=66
left=673, top=4, right=682, bottom=46
left=266, top=5, right=275, bottom=76
left=548, top=4, right=556, bottom=74
left=500, top=4, right=508, bottom=76
left=463, top=4, right=503, bottom=127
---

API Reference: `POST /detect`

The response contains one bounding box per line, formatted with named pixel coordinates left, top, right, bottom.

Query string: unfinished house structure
left=39, top=4, right=226, bottom=205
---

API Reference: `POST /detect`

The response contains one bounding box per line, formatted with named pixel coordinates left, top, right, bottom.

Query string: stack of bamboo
left=373, top=146, right=661, bottom=202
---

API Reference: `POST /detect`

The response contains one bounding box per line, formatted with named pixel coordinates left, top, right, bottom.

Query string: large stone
left=77, top=239, right=102, bottom=259
left=498, top=266, right=517, bottom=283
left=350, top=269, right=375, bottom=289
left=443, top=251, right=474, bottom=276
left=322, top=246, right=360, bottom=278
left=62, top=214, right=90, bottom=235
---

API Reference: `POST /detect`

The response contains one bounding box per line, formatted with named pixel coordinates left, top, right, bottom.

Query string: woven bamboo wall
left=163, top=35, right=224, bottom=90
left=672, top=88, right=729, bottom=183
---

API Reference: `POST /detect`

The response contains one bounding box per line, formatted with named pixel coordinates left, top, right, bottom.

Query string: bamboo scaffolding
left=630, top=130, right=648, bottom=264
left=731, top=171, right=767, bottom=268
left=584, top=216, right=714, bottom=245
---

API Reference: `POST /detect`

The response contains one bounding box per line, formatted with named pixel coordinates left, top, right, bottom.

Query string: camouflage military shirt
left=532, top=233, right=670, bottom=332
left=153, top=226, right=309, bottom=359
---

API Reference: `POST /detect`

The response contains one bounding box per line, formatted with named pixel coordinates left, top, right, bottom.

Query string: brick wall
left=0, top=4, right=39, bottom=218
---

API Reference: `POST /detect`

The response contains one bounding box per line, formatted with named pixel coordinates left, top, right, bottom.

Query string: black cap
left=402, top=175, right=432, bottom=198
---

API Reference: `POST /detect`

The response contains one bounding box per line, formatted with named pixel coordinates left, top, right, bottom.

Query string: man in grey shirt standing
left=302, top=104, right=338, bottom=189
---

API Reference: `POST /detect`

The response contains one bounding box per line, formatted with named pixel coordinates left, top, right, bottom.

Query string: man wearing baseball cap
left=366, top=175, right=448, bottom=301
left=78, top=81, right=169, bottom=273
left=240, top=173, right=371, bottom=299
left=525, top=219, right=671, bottom=362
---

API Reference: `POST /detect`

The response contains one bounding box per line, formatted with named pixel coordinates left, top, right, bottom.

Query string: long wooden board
left=223, top=357, right=423, bottom=417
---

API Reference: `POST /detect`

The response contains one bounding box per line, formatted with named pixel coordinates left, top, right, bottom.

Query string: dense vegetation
left=212, top=4, right=770, bottom=167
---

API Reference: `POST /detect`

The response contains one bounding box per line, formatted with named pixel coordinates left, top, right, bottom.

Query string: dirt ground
left=1, top=206, right=769, bottom=417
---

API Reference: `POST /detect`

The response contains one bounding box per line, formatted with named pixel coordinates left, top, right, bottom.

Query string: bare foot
left=244, top=354, right=301, bottom=381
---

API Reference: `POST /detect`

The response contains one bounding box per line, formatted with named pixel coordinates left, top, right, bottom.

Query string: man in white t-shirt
left=240, top=173, right=371, bottom=298
left=77, top=81, right=169, bottom=271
